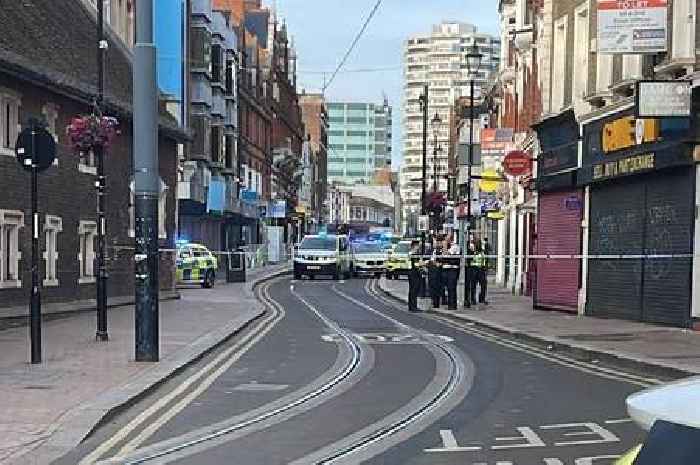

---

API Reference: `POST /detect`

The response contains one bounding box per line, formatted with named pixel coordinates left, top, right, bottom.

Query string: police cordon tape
left=106, top=246, right=694, bottom=260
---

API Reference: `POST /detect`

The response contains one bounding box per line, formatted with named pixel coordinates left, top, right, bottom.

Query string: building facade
left=178, top=1, right=246, bottom=251
left=327, top=99, right=392, bottom=185
left=299, top=92, right=329, bottom=226
left=0, top=0, right=183, bottom=312
left=401, top=21, right=500, bottom=223
left=82, top=0, right=134, bottom=47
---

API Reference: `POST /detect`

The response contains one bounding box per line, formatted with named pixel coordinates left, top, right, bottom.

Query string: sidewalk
left=0, top=263, right=289, bottom=465
left=379, top=276, right=700, bottom=379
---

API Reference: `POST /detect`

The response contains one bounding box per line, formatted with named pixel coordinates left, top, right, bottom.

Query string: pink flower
left=66, top=115, right=120, bottom=153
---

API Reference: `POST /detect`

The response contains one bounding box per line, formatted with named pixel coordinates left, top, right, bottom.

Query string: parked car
left=293, top=234, right=353, bottom=280
left=614, top=376, right=700, bottom=464
left=352, top=241, right=389, bottom=277
left=385, top=240, right=412, bottom=279
left=176, top=241, right=218, bottom=288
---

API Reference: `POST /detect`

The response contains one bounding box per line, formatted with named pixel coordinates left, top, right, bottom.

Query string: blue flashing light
left=175, top=239, right=190, bottom=247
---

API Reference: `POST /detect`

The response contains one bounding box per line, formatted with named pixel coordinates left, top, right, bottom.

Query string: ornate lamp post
left=463, top=41, right=483, bottom=307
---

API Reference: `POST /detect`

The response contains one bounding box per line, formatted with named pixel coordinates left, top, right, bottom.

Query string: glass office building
left=327, top=100, right=392, bottom=185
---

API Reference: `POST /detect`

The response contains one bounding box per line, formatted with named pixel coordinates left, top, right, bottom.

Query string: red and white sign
left=503, top=150, right=533, bottom=177
left=597, top=0, right=667, bottom=54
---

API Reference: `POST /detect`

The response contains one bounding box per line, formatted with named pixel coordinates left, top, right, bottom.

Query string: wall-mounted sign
left=533, top=109, right=579, bottom=176
left=479, top=169, right=500, bottom=193
left=636, top=80, right=692, bottom=118
left=602, top=116, right=659, bottom=153
left=564, top=195, right=582, bottom=211
left=593, top=152, right=655, bottom=181
left=503, top=150, right=533, bottom=177
left=598, top=0, right=668, bottom=54
left=269, top=199, right=287, bottom=218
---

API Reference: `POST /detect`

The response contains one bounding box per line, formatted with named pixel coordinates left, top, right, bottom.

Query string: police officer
left=407, top=240, right=425, bottom=312
left=474, top=239, right=489, bottom=305
left=442, top=235, right=461, bottom=310
left=463, top=234, right=478, bottom=308
left=428, top=235, right=444, bottom=309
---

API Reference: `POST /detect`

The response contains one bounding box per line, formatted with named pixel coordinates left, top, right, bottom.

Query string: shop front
left=533, top=110, right=582, bottom=312
left=581, top=109, right=695, bottom=327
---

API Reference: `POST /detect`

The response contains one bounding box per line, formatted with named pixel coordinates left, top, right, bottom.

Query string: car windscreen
left=394, top=243, right=410, bottom=253
left=353, top=242, right=383, bottom=253
left=299, top=237, right=336, bottom=251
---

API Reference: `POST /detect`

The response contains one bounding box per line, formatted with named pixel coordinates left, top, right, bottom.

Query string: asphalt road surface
left=55, top=275, right=649, bottom=465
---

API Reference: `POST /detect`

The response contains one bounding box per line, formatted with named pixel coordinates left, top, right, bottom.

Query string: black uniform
left=428, top=244, right=443, bottom=308
left=407, top=244, right=424, bottom=312
left=463, top=241, right=477, bottom=307
left=441, top=244, right=461, bottom=310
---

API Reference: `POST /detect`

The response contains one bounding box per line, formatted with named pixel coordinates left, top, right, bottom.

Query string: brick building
left=299, top=92, right=329, bottom=226
left=0, top=0, right=184, bottom=312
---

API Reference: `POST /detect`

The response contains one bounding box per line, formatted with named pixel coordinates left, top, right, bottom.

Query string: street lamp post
left=419, top=84, right=428, bottom=256
left=431, top=112, right=442, bottom=194
left=95, top=0, right=109, bottom=341
left=463, top=41, right=483, bottom=307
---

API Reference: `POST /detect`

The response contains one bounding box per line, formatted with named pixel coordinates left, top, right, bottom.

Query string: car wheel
left=294, top=271, right=301, bottom=280
left=309, top=274, right=315, bottom=280
left=375, top=272, right=382, bottom=278
left=333, top=268, right=340, bottom=280
left=203, top=270, right=215, bottom=288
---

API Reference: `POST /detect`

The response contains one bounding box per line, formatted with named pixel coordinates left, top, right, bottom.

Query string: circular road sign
left=15, top=125, right=56, bottom=172
left=503, top=150, right=532, bottom=177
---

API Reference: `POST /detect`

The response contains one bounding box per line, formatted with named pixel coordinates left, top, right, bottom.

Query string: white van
left=293, top=234, right=353, bottom=280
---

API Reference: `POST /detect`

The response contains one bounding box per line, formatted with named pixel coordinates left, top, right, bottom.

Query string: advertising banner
left=598, top=0, right=667, bottom=54
left=636, top=81, right=692, bottom=118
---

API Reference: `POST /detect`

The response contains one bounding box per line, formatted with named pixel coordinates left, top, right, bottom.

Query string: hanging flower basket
left=66, top=114, right=120, bottom=153
left=426, top=191, right=447, bottom=213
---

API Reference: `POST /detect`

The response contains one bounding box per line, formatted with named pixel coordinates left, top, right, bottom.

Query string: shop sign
left=503, top=150, right=533, bottom=176
left=487, top=211, right=505, bottom=220
left=479, top=168, right=501, bottom=193
left=598, top=0, right=668, bottom=54
left=481, top=128, right=514, bottom=150
left=268, top=199, right=287, bottom=218
left=534, top=109, right=579, bottom=176
left=593, top=152, right=655, bottom=181
left=636, top=81, right=692, bottom=118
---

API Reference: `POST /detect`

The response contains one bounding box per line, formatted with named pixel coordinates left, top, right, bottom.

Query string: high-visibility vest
left=472, top=252, right=486, bottom=268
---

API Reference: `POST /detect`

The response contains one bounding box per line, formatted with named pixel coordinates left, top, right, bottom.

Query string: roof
left=0, top=0, right=185, bottom=139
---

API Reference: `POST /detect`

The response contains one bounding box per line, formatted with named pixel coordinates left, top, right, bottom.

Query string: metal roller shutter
left=587, top=168, right=694, bottom=326
left=588, top=180, right=645, bottom=320
left=535, top=190, right=582, bottom=311
left=641, top=169, right=693, bottom=326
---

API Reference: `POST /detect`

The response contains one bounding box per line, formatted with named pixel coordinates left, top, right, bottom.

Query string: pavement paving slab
left=0, top=264, right=289, bottom=465
left=378, top=276, right=700, bottom=377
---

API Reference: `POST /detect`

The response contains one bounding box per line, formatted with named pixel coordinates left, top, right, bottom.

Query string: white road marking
left=232, top=383, right=289, bottom=392
left=492, top=427, right=546, bottom=450
left=540, top=423, right=619, bottom=446
left=79, top=281, right=284, bottom=465
left=604, top=418, right=633, bottom=425
left=423, top=429, right=483, bottom=452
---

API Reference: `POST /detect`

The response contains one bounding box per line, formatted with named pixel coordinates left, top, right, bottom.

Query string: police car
left=614, top=376, right=700, bottom=464
left=176, top=241, right=218, bottom=288
left=385, top=240, right=412, bottom=279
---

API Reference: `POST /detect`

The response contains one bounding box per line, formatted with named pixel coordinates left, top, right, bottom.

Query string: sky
left=277, top=0, right=501, bottom=169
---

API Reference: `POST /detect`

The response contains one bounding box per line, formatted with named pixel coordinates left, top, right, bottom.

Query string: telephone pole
left=133, top=0, right=160, bottom=362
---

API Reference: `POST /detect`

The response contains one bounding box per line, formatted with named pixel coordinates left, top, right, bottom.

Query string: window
left=572, top=5, right=590, bottom=102
left=551, top=16, right=568, bottom=111
left=42, top=103, right=59, bottom=141
left=0, top=210, right=23, bottom=288
left=79, top=221, right=97, bottom=284
left=0, top=90, right=21, bottom=156
left=43, top=215, right=62, bottom=287
left=672, top=0, right=694, bottom=60
left=211, top=44, right=223, bottom=83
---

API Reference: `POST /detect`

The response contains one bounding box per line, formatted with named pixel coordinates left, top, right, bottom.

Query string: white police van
left=293, top=234, right=353, bottom=280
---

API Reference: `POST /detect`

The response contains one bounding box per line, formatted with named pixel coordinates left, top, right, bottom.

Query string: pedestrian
left=442, top=234, right=461, bottom=310
left=463, top=235, right=478, bottom=308
left=473, top=242, right=488, bottom=305
left=407, top=240, right=425, bottom=312
left=428, top=235, right=444, bottom=309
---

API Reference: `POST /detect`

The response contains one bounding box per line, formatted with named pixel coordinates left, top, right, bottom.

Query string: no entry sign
left=503, top=150, right=532, bottom=177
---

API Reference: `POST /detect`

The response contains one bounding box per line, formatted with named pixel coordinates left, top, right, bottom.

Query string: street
left=54, top=276, right=646, bottom=465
